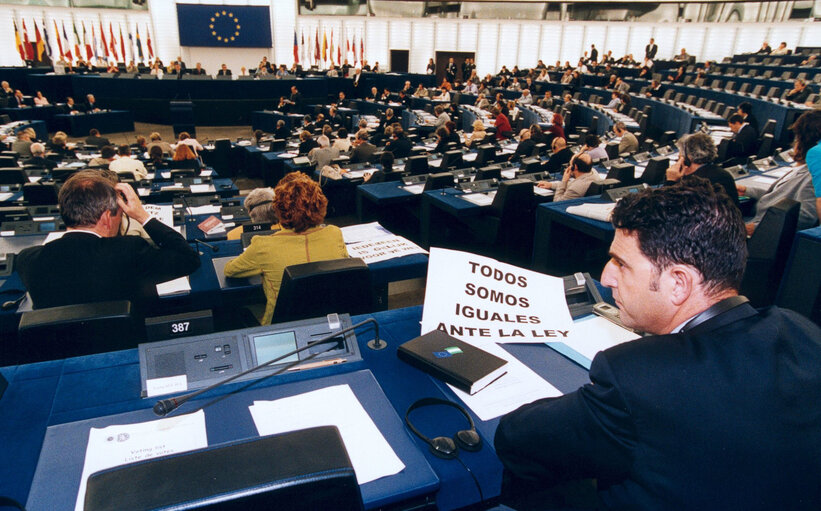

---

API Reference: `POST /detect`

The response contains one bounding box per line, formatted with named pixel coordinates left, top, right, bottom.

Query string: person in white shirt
left=332, top=128, right=352, bottom=154
left=771, top=42, right=790, bottom=56
left=109, top=144, right=148, bottom=180
left=176, top=132, right=203, bottom=156
left=517, top=89, right=533, bottom=105
left=605, top=91, right=622, bottom=109
left=583, top=134, right=609, bottom=161
left=463, top=81, right=478, bottom=95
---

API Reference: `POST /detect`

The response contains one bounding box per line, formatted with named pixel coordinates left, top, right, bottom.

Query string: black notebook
left=398, top=330, right=508, bottom=394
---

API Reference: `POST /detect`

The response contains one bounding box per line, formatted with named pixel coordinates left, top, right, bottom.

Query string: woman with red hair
left=224, top=172, right=348, bottom=324
left=547, top=112, right=566, bottom=140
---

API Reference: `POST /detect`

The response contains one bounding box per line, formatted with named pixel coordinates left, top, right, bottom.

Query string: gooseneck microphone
left=153, top=317, right=380, bottom=416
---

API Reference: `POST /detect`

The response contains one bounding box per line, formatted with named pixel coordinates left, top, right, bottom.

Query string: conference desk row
left=0, top=108, right=135, bottom=136
left=0, top=300, right=609, bottom=510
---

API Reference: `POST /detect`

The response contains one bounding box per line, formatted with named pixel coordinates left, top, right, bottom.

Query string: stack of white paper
left=566, top=203, right=616, bottom=222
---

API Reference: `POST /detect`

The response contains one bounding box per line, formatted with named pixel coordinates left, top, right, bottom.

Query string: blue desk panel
left=52, top=110, right=134, bottom=136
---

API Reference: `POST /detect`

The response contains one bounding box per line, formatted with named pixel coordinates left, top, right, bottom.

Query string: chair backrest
left=760, top=119, right=777, bottom=137
left=641, top=156, right=669, bottom=185
left=423, top=172, right=455, bottom=191
left=755, top=134, right=775, bottom=159
left=740, top=198, right=800, bottom=307
left=271, top=258, right=372, bottom=324
left=23, top=182, right=59, bottom=205
left=585, top=178, right=621, bottom=197
left=404, top=155, right=429, bottom=175
left=775, top=227, right=821, bottom=325
left=0, top=155, right=18, bottom=167
left=477, top=165, right=502, bottom=181
left=717, top=138, right=731, bottom=162
left=17, top=300, right=137, bottom=364
left=84, top=426, right=364, bottom=511
left=606, top=162, right=636, bottom=185
left=0, top=168, right=28, bottom=185
left=605, top=141, right=621, bottom=160
left=52, top=167, right=78, bottom=182
left=473, top=144, right=497, bottom=167
left=440, top=150, right=463, bottom=170
left=489, top=178, right=533, bottom=219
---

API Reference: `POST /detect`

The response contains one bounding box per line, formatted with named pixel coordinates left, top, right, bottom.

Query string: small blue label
left=433, top=351, right=451, bottom=358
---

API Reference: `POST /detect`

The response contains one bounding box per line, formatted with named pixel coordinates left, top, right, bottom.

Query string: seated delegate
left=224, top=172, right=348, bottom=325
left=16, top=171, right=200, bottom=310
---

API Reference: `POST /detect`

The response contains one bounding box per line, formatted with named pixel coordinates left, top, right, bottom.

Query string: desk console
left=139, top=314, right=361, bottom=397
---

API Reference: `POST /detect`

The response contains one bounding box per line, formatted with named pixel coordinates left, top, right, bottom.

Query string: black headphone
left=681, top=295, right=750, bottom=332
left=405, top=397, right=482, bottom=459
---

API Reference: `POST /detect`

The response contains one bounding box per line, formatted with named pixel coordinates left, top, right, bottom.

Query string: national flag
left=109, top=23, right=118, bottom=61
left=337, top=34, right=341, bottom=66
left=301, top=30, right=307, bottom=66
left=136, top=25, right=144, bottom=62
left=53, top=20, right=64, bottom=59
left=314, top=28, right=319, bottom=63
left=42, top=20, right=52, bottom=60
left=293, top=30, right=299, bottom=64
left=99, top=21, right=108, bottom=58
left=72, top=22, right=81, bottom=61
left=61, top=21, right=72, bottom=61
left=22, top=20, right=34, bottom=60
left=346, top=37, right=350, bottom=61
left=119, top=26, right=125, bottom=62
left=329, top=28, right=334, bottom=66
left=145, top=24, right=154, bottom=60
left=359, top=35, right=364, bottom=64
left=34, top=20, right=45, bottom=62
left=13, top=20, right=25, bottom=60
left=322, top=30, right=327, bottom=63
left=128, top=31, right=135, bottom=63
left=92, top=24, right=98, bottom=62
left=82, top=22, right=92, bottom=60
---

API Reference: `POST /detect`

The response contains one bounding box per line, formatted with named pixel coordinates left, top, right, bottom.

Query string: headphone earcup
left=429, top=436, right=458, bottom=459
left=454, top=429, right=482, bottom=452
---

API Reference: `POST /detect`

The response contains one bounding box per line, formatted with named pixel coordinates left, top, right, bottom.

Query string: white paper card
left=402, top=184, right=425, bottom=195
left=341, top=222, right=392, bottom=244
left=249, top=384, right=405, bottom=485
left=156, top=277, right=191, bottom=296
left=554, top=315, right=640, bottom=363
left=74, top=411, right=207, bottom=511
left=346, top=235, right=428, bottom=264
left=142, top=204, right=174, bottom=228
left=145, top=374, right=188, bottom=398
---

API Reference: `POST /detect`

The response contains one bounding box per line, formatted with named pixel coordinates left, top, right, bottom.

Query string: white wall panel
left=498, top=24, right=521, bottom=68
left=365, top=19, right=389, bottom=70
left=560, top=25, right=583, bottom=64
left=457, top=22, right=478, bottom=53
left=676, top=25, right=706, bottom=61
left=768, top=25, right=803, bottom=50
left=389, top=20, right=411, bottom=51
left=651, top=24, right=677, bottom=60
left=518, top=24, right=541, bottom=68
left=604, top=24, right=630, bottom=61
left=626, top=24, right=653, bottom=61
left=735, top=25, right=771, bottom=55
left=539, top=23, right=562, bottom=66
left=435, top=21, right=457, bottom=51
left=583, top=23, right=607, bottom=62
left=410, top=21, right=434, bottom=74
left=703, top=25, right=736, bottom=62
left=800, top=24, right=821, bottom=47
left=476, top=23, right=499, bottom=76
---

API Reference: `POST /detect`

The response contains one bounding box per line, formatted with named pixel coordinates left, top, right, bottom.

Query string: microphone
left=2, top=293, right=26, bottom=310
left=194, top=238, right=219, bottom=253
left=153, top=317, right=381, bottom=416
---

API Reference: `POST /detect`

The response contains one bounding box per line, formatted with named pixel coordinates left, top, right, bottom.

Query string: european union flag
left=176, top=4, right=271, bottom=48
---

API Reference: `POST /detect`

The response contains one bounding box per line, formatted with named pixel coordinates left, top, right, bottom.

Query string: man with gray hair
left=308, top=135, right=339, bottom=170
left=666, top=132, right=739, bottom=209
left=26, top=142, right=57, bottom=172
left=517, top=89, right=533, bottom=105
left=350, top=129, right=377, bottom=164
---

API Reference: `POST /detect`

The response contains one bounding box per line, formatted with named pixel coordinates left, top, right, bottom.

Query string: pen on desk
left=288, top=358, right=347, bottom=371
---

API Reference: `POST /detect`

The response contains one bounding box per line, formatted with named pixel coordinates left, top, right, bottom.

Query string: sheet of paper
left=402, top=184, right=425, bottom=195
left=142, top=204, right=174, bottom=228
left=340, top=221, right=392, bottom=244
left=344, top=169, right=369, bottom=179
left=190, top=184, right=214, bottom=194
left=448, top=340, right=562, bottom=421
left=346, top=235, right=428, bottom=264
left=200, top=169, right=213, bottom=177
left=547, top=315, right=640, bottom=369
left=533, top=186, right=553, bottom=197
left=186, top=205, right=221, bottom=215
left=566, top=203, right=616, bottom=222
left=501, top=169, right=517, bottom=179
left=249, top=384, right=405, bottom=485
left=156, top=276, right=191, bottom=296
left=74, top=411, right=207, bottom=511
left=0, top=192, right=12, bottom=201
left=460, top=193, right=494, bottom=206
left=420, top=248, right=574, bottom=345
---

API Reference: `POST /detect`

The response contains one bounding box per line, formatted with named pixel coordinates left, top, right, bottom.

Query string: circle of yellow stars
left=209, top=10, right=240, bottom=43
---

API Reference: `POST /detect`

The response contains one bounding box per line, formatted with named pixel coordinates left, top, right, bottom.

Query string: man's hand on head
left=115, top=183, right=149, bottom=224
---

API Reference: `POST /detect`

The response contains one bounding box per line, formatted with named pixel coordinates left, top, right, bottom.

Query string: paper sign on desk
left=190, top=184, right=214, bottom=194
left=420, top=248, right=574, bottom=345
left=545, top=315, right=639, bottom=369
left=460, top=193, right=495, bottom=207
left=156, top=276, right=191, bottom=296
left=142, top=204, right=174, bottom=228
left=341, top=221, right=392, bottom=244
left=186, top=204, right=221, bottom=215
left=74, top=410, right=207, bottom=511
left=402, top=184, right=425, bottom=195
left=249, top=384, right=405, bottom=485
left=346, top=236, right=427, bottom=264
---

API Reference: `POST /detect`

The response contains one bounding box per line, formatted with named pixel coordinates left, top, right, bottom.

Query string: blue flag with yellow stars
left=176, top=4, right=271, bottom=48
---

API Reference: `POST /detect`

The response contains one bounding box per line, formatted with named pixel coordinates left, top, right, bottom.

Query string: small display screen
left=38, top=222, right=55, bottom=231
left=253, top=331, right=298, bottom=365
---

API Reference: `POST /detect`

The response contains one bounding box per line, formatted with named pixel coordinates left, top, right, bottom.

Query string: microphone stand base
left=367, top=339, right=387, bottom=351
